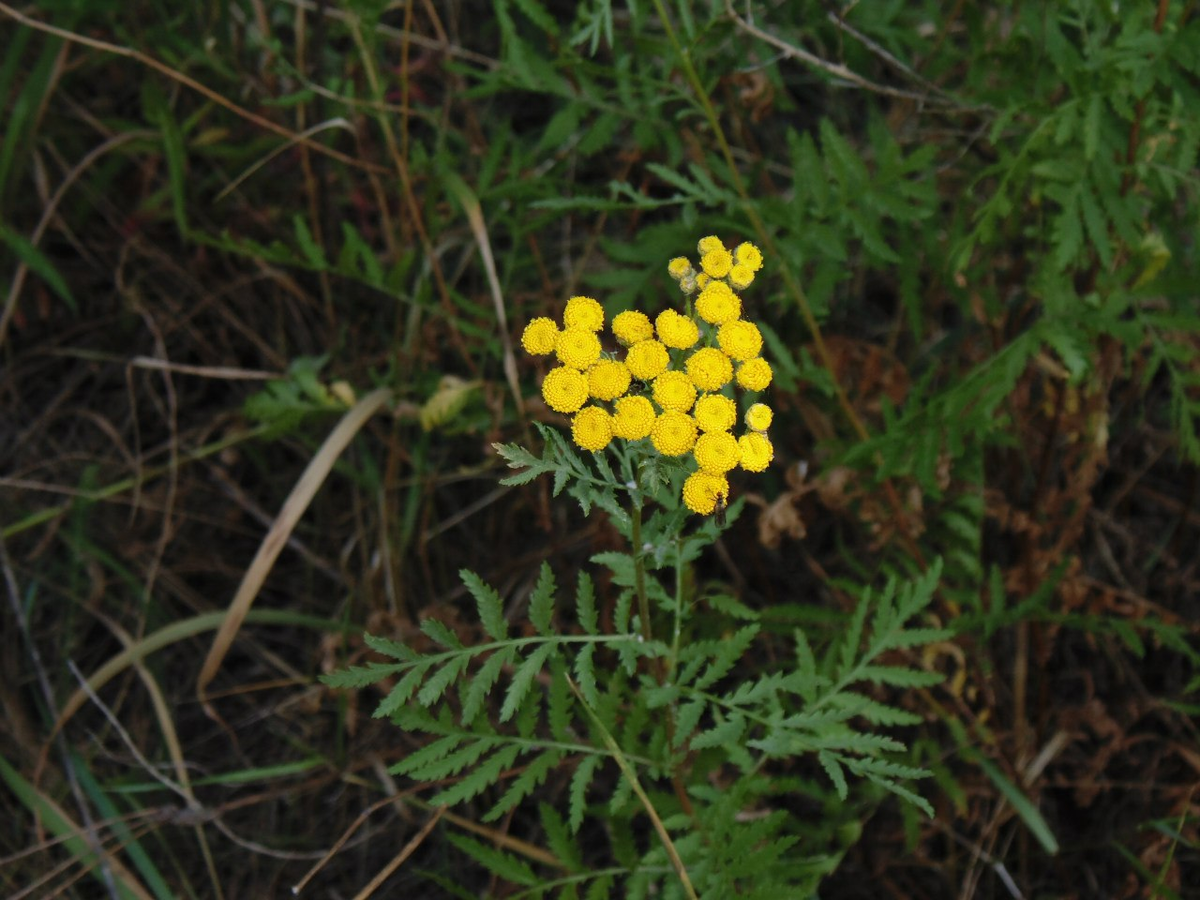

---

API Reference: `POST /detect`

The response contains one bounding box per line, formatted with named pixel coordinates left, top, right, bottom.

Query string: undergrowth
left=1, top=1, right=1198, bottom=897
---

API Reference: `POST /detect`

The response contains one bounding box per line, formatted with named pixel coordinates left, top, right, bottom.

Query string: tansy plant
left=324, top=237, right=947, bottom=899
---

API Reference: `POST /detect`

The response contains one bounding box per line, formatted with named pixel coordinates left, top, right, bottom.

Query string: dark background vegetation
left=2, top=1, right=1198, bottom=896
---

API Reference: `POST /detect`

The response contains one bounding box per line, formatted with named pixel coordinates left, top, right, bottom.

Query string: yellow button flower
left=738, top=432, right=774, bottom=472
left=572, top=406, right=613, bottom=452
left=728, top=263, right=755, bottom=290
left=555, top=327, right=602, bottom=370
left=667, top=257, right=693, bottom=280
left=700, top=247, right=733, bottom=279
left=734, top=242, right=763, bottom=272
left=612, top=395, right=655, bottom=440
left=685, top=347, right=733, bottom=391
left=587, top=359, right=631, bottom=401
left=736, top=357, right=773, bottom=392
left=650, top=410, right=698, bottom=456
left=655, top=309, right=699, bottom=349
left=652, top=370, right=697, bottom=412
left=693, top=394, right=737, bottom=433
left=693, top=431, right=740, bottom=474
left=697, top=235, right=727, bottom=256
left=717, top=319, right=763, bottom=361
left=563, top=296, right=604, bottom=331
left=521, top=317, right=558, bottom=355
left=744, top=402, right=773, bottom=432
left=612, top=310, right=654, bottom=346
left=625, top=339, right=670, bottom=380
left=541, top=366, right=588, bottom=413
left=682, top=470, right=729, bottom=515
left=695, top=281, right=741, bottom=325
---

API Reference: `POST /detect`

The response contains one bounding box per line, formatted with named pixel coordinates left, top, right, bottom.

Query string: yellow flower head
left=667, top=257, right=694, bottom=280
left=521, top=317, right=558, bottom=355
left=744, top=402, right=773, bottom=432
left=685, top=347, right=733, bottom=392
left=700, top=247, right=733, bottom=279
left=734, top=242, right=764, bottom=272
left=682, top=470, right=729, bottom=515
left=693, top=431, right=741, bottom=475
left=587, top=359, right=632, bottom=401
left=572, top=406, right=613, bottom=452
left=717, top=319, right=763, bottom=361
left=651, top=410, right=698, bottom=457
left=728, top=264, right=756, bottom=291
left=652, top=370, right=698, bottom=412
left=625, top=339, right=670, bottom=381
left=697, top=235, right=727, bottom=257
left=563, top=296, right=604, bottom=332
left=695, top=281, right=742, bottom=325
left=694, top=394, right=737, bottom=433
left=695, top=273, right=711, bottom=290
left=556, top=327, right=602, bottom=370
left=612, top=395, right=655, bottom=440
left=612, top=310, right=654, bottom=346
left=738, top=432, right=774, bottom=472
left=736, top=357, right=773, bottom=392
left=541, top=366, right=588, bottom=413
left=655, top=309, right=699, bottom=350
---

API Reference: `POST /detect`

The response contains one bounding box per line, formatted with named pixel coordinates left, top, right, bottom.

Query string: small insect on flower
left=713, top=492, right=728, bottom=526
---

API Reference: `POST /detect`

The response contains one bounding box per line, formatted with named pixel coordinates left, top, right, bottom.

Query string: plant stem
left=630, top=495, right=654, bottom=646
left=669, top=537, right=684, bottom=677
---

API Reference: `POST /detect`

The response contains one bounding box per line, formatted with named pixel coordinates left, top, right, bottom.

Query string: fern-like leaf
left=485, top=748, right=563, bottom=822
left=529, top=562, right=556, bottom=635
left=501, top=641, right=556, bottom=722
left=568, top=753, right=603, bottom=833
left=444, top=831, right=539, bottom=887
left=461, top=569, right=508, bottom=641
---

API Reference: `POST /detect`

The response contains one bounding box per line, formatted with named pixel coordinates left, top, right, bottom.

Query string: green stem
left=630, top=495, right=654, bottom=646
left=669, top=537, right=684, bottom=677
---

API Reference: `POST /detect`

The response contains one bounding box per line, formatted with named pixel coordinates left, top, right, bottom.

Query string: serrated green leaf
left=432, top=743, right=522, bottom=809
left=591, top=551, right=636, bottom=586
left=692, top=625, right=758, bottom=692
left=501, top=642, right=556, bottom=722
left=818, top=751, right=848, bottom=800
left=418, top=655, right=470, bottom=707
left=461, top=569, right=508, bottom=641
left=374, top=665, right=431, bottom=719
left=460, top=647, right=514, bottom=724
left=529, top=562, right=556, bottom=635
left=484, top=748, right=562, bottom=822
left=691, top=713, right=745, bottom=750
left=569, top=754, right=602, bottom=833
left=574, top=643, right=599, bottom=708
left=539, top=802, right=583, bottom=872
left=445, top=829, right=539, bottom=886
left=421, top=618, right=463, bottom=649
left=575, top=572, right=598, bottom=634
left=673, top=699, right=706, bottom=749
left=362, top=634, right=419, bottom=661
left=389, top=733, right=466, bottom=777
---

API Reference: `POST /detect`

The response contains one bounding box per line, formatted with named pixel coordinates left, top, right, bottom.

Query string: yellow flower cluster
left=521, top=237, right=776, bottom=515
